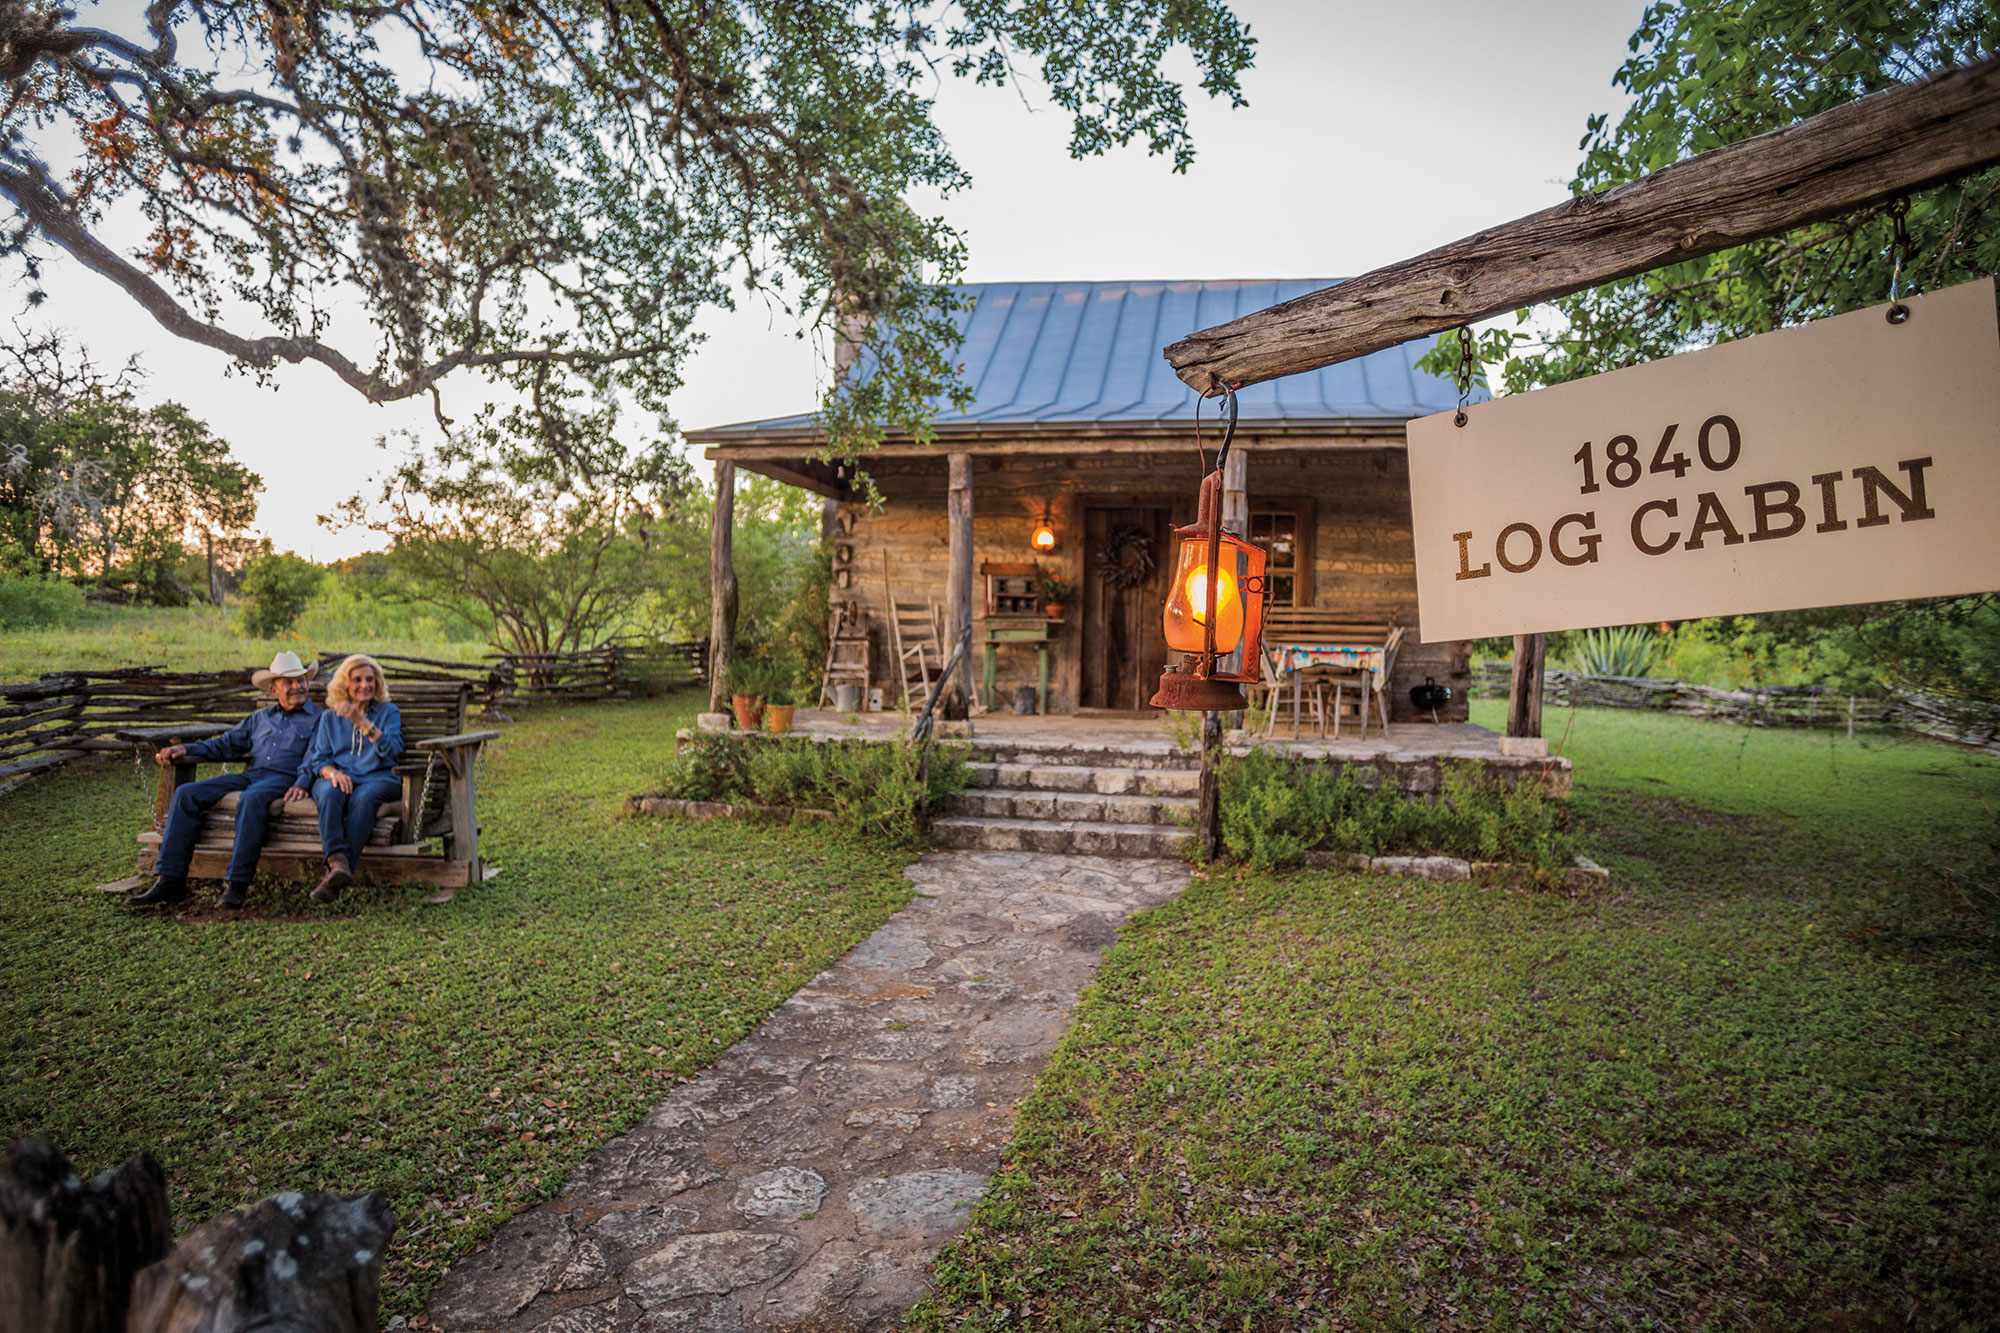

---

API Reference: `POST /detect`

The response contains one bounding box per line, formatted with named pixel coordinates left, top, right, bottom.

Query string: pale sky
left=28, top=0, right=1645, bottom=559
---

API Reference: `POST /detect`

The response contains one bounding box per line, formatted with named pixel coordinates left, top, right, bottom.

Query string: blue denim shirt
left=304, top=702, right=404, bottom=781
left=184, top=701, right=322, bottom=786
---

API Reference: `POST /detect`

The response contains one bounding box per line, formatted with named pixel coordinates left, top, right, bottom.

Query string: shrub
left=1217, top=750, right=1583, bottom=880
left=239, top=552, right=326, bottom=637
left=658, top=733, right=971, bottom=846
left=0, top=572, right=84, bottom=630
left=1569, top=624, right=1662, bottom=678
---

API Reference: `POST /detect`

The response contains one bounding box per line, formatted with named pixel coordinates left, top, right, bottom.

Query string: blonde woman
left=303, top=654, right=403, bottom=903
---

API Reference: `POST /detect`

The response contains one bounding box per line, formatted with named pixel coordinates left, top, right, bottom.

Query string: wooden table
left=982, top=616, right=1061, bottom=714
left=1267, top=641, right=1389, bottom=739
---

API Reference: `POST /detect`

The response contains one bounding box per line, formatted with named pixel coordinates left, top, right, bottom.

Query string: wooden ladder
left=818, top=600, right=871, bottom=708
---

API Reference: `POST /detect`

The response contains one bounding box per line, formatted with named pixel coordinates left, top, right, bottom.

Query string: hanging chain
left=1886, top=197, right=1912, bottom=325
left=409, top=747, right=443, bottom=839
left=1453, top=326, right=1475, bottom=427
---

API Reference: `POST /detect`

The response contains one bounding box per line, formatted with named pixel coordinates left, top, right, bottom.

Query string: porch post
left=708, top=460, right=738, bottom=714
left=943, top=452, right=973, bottom=719
left=1507, top=632, right=1545, bottom=738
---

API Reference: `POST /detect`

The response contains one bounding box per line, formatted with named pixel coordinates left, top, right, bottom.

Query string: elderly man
left=128, top=651, right=323, bottom=910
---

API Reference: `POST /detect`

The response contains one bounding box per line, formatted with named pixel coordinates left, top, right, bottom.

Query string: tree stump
left=126, top=1190, right=396, bottom=1333
left=1, top=1137, right=172, bottom=1333
left=1, top=1138, right=396, bottom=1333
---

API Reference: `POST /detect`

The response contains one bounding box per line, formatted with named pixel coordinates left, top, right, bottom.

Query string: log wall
left=837, top=439, right=1470, bottom=720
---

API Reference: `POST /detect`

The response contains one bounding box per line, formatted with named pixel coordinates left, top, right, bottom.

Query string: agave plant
left=1570, top=625, right=1663, bottom=679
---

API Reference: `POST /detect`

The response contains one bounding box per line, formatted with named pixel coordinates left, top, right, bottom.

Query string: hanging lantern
left=1030, top=501, right=1058, bottom=554
left=1151, top=385, right=1267, bottom=712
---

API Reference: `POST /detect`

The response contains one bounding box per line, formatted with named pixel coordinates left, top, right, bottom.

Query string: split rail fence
left=1473, top=662, right=2000, bottom=752
left=0, top=640, right=707, bottom=793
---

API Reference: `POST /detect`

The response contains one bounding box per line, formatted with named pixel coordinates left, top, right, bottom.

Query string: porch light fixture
left=1030, top=502, right=1058, bottom=554
left=1149, top=385, right=1267, bottom=713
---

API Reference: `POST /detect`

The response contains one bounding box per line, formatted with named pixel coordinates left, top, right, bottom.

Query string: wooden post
left=446, top=747, right=479, bottom=881
left=943, top=452, right=973, bottom=720
left=204, top=531, right=219, bottom=606
left=0, top=1138, right=171, bottom=1333
left=127, top=1189, right=395, bottom=1333
left=1164, top=57, right=2000, bottom=391
left=1198, top=711, right=1222, bottom=862
left=708, top=460, right=738, bottom=715
left=1508, top=632, right=1545, bottom=738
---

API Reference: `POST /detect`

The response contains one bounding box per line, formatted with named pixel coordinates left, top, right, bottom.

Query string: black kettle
left=1410, top=676, right=1453, bottom=715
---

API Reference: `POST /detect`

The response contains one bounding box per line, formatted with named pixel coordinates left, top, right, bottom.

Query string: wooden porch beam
left=738, top=459, right=847, bottom=499
left=943, top=452, right=973, bottom=719
left=708, top=460, right=738, bottom=715
left=1165, top=57, right=2000, bottom=392
left=1508, top=633, right=1546, bottom=740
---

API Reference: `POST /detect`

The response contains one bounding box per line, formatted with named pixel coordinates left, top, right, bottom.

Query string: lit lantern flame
left=1031, top=524, right=1057, bottom=553
left=1165, top=548, right=1244, bottom=654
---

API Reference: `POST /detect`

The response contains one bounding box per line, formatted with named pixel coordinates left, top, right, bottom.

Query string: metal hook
left=1886, top=198, right=1912, bottom=325
left=1212, top=382, right=1239, bottom=473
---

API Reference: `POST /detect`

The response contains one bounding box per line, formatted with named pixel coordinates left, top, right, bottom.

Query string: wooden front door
left=1081, top=506, right=1172, bottom=709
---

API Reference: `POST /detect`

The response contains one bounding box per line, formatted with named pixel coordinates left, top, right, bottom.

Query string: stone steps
left=942, top=743, right=1199, bottom=858
left=946, top=789, right=1196, bottom=825
left=966, top=743, right=1200, bottom=772
left=931, top=815, right=1191, bottom=859
left=964, top=761, right=1199, bottom=797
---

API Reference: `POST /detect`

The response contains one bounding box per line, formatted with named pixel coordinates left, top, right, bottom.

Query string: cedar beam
left=943, top=452, right=974, bottom=720
left=739, top=459, right=847, bottom=500
left=1508, top=633, right=1546, bottom=740
left=1165, top=57, right=2000, bottom=392
left=708, top=460, right=738, bottom=715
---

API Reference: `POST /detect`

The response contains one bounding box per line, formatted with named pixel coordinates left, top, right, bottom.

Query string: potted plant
left=727, top=659, right=767, bottom=731
left=1042, top=573, right=1074, bottom=619
left=765, top=684, right=796, bottom=733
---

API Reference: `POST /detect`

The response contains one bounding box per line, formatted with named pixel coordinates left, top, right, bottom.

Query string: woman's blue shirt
left=304, top=701, right=404, bottom=780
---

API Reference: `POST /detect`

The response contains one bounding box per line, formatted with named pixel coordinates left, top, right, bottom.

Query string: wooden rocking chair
left=889, top=599, right=944, bottom=710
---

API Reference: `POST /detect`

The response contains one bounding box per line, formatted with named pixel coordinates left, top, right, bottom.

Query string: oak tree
left=0, top=1, right=1253, bottom=470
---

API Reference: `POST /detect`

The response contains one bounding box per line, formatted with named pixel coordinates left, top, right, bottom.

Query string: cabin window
left=1249, top=506, right=1314, bottom=607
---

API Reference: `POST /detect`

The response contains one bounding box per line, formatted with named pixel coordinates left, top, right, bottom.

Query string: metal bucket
left=1012, top=684, right=1039, bottom=715
left=834, top=684, right=864, bottom=712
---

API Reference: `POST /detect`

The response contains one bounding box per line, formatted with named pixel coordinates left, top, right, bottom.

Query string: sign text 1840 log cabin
left=1407, top=278, right=2000, bottom=643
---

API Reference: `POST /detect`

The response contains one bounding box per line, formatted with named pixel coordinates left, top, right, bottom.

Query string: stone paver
left=427, top=851, right=1188, bottom=1333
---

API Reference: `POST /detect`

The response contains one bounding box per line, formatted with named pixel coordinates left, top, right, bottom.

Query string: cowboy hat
left=251, top=650, right=320, bottom=690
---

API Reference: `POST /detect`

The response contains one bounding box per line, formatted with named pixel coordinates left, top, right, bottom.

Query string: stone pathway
left=427, top=851, right=1189, bottom=1333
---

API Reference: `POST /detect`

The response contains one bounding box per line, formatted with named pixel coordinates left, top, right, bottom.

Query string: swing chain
left=1453, top=325, right=1475, bottom=427
left=1886, top=197, right=1912, bottom=325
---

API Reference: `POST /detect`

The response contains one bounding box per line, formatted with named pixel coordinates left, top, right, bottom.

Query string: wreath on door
left=1095, top=525, right=1156, bottom=590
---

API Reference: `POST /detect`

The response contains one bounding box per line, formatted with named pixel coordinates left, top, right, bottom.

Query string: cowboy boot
left=127, top=875, right=188, bottom=907
left=310, top=855, right=353, bottom=904
left=219, top=881, right=251, bottom=909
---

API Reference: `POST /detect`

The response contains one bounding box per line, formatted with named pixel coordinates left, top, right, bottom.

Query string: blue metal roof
left=690, top=280, right=1474, bottom=438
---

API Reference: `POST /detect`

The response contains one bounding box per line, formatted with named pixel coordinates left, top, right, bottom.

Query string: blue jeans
left=312, top=774, right=403, bottom=866
left=156, top=769, right=295, bottom=883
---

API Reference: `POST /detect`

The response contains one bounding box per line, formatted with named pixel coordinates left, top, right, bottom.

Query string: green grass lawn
left=915, top=704, right=2000, bottom=1331
left=0, top=690, right=912, bottom=1313
left=0, top=602, right=489, bottom=679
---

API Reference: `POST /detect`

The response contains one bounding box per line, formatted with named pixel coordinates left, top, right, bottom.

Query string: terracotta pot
left=731, top=693, right=764, bottom=730
left=1045, top=602, right=1066, bottom=619
left=765, top=704, right=796, bottom=734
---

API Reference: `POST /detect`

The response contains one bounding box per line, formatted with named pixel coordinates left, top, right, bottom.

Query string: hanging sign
left=1407, top=278, right=2000, bottom=643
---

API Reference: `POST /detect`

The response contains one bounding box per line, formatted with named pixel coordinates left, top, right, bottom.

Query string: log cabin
left=687, top=279, right=1478, bottom=722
